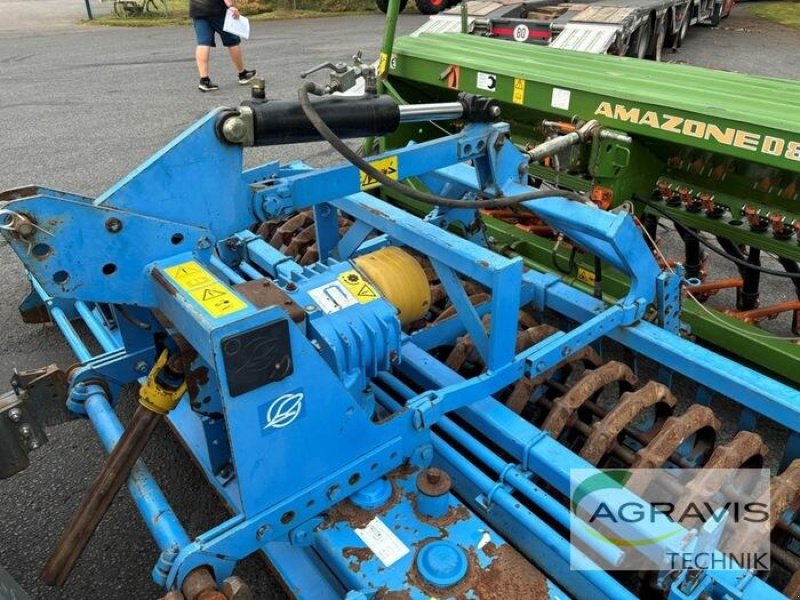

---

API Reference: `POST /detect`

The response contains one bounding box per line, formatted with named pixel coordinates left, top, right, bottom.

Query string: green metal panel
left=389, top=33, right=800, bottom=173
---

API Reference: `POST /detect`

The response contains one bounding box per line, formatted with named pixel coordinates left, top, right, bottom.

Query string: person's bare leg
left=196, top=45, right=211, bottom=78
left=227, top=45, right=245, bottom=72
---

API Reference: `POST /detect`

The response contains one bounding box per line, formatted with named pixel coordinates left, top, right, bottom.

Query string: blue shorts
left=193, top=15, right=240, bottom=47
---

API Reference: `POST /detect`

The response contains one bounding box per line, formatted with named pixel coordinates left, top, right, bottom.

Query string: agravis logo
left=569, top=468, right=771, bottom=572
left=572, top=469, right=683, bottom=548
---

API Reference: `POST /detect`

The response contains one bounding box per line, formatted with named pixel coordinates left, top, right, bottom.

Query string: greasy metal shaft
left=40, top=405, right=162, bottom=586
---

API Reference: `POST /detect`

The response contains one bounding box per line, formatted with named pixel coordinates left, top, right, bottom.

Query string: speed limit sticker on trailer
left=513, top=23, right=530, bottom=42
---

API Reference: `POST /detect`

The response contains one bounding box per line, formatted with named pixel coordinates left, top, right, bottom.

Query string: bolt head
left=105, top=218, right=123, bottom=233
left=426, top=468, right=442, bottom=485
left=8, top=408, right=22, bottom=422
left=135, top=361, right=149, bottom=374
left=19, top=424, right=32, bottom=437
left=222, top=576, right=253, bottom=600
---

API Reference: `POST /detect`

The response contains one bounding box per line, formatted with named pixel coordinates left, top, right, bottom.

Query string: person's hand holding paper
left=223, top=8, right=250, bottom=40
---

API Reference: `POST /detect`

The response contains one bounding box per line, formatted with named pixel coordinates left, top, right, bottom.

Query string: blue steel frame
left=0, top=108, right=796, bottom=599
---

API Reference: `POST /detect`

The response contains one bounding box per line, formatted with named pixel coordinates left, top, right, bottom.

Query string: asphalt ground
left=1, top=6, right=799, bottom=600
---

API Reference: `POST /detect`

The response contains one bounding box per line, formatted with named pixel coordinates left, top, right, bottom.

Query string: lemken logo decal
left=263, top=392, right=303, bottom=430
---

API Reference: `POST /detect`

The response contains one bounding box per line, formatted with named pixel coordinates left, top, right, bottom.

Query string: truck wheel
left=709, top=1, right=721, bottom=26
left=649, top=19, right=666, bottom=61
left=376, top=0, right=409, bottom=13
left=676, top=10, right=689, bottom=45
left=415, top=0, right=448, bottom=14
left=628, top=21, right=652, bottom=59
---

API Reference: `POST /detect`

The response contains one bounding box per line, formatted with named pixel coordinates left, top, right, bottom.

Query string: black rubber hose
left=640, top=197, right=800, bottom=280
left=296, top=82, right=589, bottom=210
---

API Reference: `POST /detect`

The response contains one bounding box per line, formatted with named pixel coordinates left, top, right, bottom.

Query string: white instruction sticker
left=476, top=71, right=497, bottom=92
left=551, top=87, right=571, bottom=110
left=307, top=281, right=358, bottom=314
left=354, top=517, right=410, bottom=567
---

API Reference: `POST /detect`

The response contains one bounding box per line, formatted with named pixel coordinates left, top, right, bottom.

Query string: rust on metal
left=434, top=293, right=490, bottom=324
left=631, top=405, right=719, bottom=473
left=411, top=500, right=469, bottom=529
left=343, top=546, right=373, bottom=573
left=181, top=567, right=226, bottom=600
left=541, top=361, right=637, bottom=438
left=234, top=279, right=305, bottom=323
left=580, top=381, right=677, bottom=465
left=474, top=542, right=549, bottom=600
left=727, top=460, right=800, bottom=554
left=152, top=268, right=178, bottom=297
left=784, top=569, right=800, bottom=599
left=673, top=431, right=768, bottom=518
left=530, top=344, right=602, bottom=387
left=445, top=336, right=476, bottom=371
left=725, top=301, right=800, bottom=325
left=704, top=431, right=767, bottom=469
left=514, top=324, right=559, bottom=353
left=0, top=185, right=39, bottom=203
left=184, top=365, right=209, bottom=403
left=416, top=467, right=452, bottom=497
left=683, top=277, right=742, bottom=301
left=323, top=467, right=419, bottom=531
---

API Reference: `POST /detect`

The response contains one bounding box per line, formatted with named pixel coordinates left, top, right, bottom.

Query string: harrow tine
left=542, top=361, right=637, bottom=438
left=580, top=381, right=677, bottom=465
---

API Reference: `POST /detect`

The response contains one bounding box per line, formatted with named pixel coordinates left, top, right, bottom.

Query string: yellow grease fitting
left=360, top=155, right=399, bottom=190
left=513, top=77, right=526, bottom=105
left=353, top=247, right=431, bottom=326
left=164, top=260, right=247, bottom=319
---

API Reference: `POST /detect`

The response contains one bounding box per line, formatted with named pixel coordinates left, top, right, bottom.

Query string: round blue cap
left=349, top=478, right=392, bottom=510
left=416, top=541, right=468, bottom=589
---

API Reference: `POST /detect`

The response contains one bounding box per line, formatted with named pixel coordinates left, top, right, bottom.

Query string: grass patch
left=89, top=0, right=386, bottom=26
left=747, top=1, right=800, bottom=29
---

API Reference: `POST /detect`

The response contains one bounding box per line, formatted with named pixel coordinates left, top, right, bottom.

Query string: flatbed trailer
left=410, top=0, right=734, bottom=58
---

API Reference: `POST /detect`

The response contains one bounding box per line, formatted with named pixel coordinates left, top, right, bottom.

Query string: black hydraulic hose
left=296, top=82, right=589, bottom=209
left=640, top=196, right=800, bottom=280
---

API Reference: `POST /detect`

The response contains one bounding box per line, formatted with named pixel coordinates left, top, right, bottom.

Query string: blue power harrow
left=2, top=87, right=800, bottom=600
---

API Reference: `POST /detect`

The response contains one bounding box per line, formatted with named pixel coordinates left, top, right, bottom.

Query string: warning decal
left=164, top=261, right=247, bottom=319
left=377, top=52, right=389, bottom=77
left=359, top=155, right=398, bottom=190
left=577, top=267, right=596, bottom=285
left=307, top=281, right=358, bottom=314
left=512, top=78, right=526, bottom=105
left=338, top=270, right=380, bottom=304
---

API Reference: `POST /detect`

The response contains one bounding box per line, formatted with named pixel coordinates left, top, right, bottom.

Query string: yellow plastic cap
left=353, top=247, right=431, bottom=326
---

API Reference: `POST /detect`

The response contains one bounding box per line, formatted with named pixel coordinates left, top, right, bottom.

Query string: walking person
left=190, top=0, right=256, bottom=92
